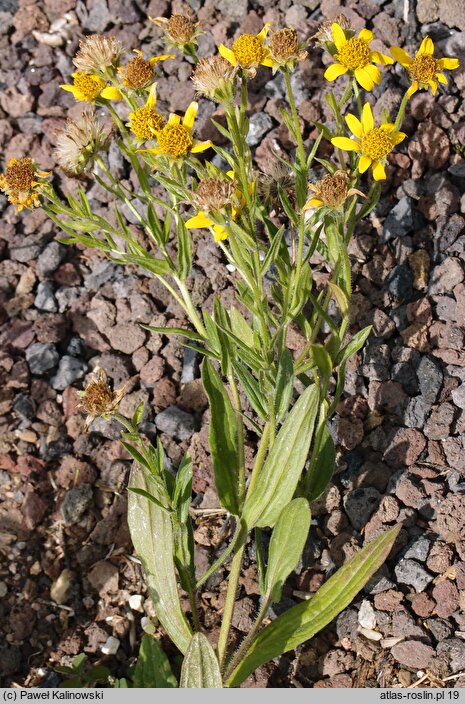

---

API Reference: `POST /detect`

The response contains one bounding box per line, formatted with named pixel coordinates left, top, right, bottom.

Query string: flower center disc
left=336, top=37, right=371, bottom=70
left=74, top=73, right=105, bottom=100
left=157, top=124, right=193, bottom=157
left=232, top=34, right=264, bottom=68
left=130, top=106, right=165, bottom=141
left=5, top=158, right=35, bottom=191
left=409, top=54, right=438, bottom=83
left=362, top=128, right=392, bottom=160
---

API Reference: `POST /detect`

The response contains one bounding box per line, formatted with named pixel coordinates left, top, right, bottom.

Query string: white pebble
left=226, top=264, right=236, bottom=273
left=358, top=627, right=382, bottom=641
left=358, top=599, right=377, bottom=629
left=128, top=594, right=144, bottom=612
left=101, top=636, right=120, bottom=655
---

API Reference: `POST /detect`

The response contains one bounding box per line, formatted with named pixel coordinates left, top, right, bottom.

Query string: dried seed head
left=122, top=55, right=154, bottom=89
left=191, top=55, right=236, bottom=102
left=73, top=34, right=123, bottom=72
left=79, top=367, right=127, bottom=430
left=129, top=105, right=165, bottom=142
left=257, top=158, right=295, bottom=208
left=167, top=14, right=196, bottom=43
left=311, top=14, right=352, bottom=45
left=269, top=28, right=299, bottom=62
left=304, top=170, right=365, bottom=210
left=55, top=108, right=111, bottom=176
left=192, top=177, right=236, bottom=212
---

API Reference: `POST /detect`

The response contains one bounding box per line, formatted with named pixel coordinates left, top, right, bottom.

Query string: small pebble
left=358, top=627, right=382, bottom=641
left=101, top=636, right=120, bottom=655
left=128, top=594, right=144, bottom=612
left=358, top=599, right=377, bottom=629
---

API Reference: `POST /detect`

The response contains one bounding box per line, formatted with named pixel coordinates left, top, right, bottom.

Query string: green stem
left=223, top=600, right=269, bottom=682
left=245, top=422, right=270, bottom=498
left=173, top=276, right=207, bottom=338
left=217, top=541, right=246, bottom=670
left=195, top=524, right=242, bottom=589
left=352, top=78, right=363, bottom=117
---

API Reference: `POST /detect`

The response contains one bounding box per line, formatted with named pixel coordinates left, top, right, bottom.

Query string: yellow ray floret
left=390, top=35, right=460, bottom=98
left=324, top=22, right=393, bottom=91
left=331, top=103, right=407, bottom=181
left=128, top=84, right=165, bottom=142
left=219, top=25, right=273, bottom=76
left=138, top=101, right=212, bottom=159
left=61, top=71, right=122, bottom=102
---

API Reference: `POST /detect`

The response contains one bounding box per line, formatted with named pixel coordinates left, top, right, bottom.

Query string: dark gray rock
left=394, top=558, right=434, bottom=592
left=343, top=488, right=381, bottom=531
left=155, top=406, right=195, bottom=441
left=25, top=343, right=59, bottom=375
left=62, top=484, right=93, bottom=525
left=403, top=536, right=430, bottom=561
left=383, top=197, right=418, bottom=241
left=84, top=260, right=118, bottom=291
left=416, top=355, right=443, bottom=407
left=246, top=113, right=273, bottom=147
left=386, top=264, right=414, bottom=301
left=402, top=396, right=428, bottom=428
left=37, top=242, right=66, bottom=278
left=181, top=347, right=199, bottom=385
left=35, top=281, right=58, bottom=312
left=425, top=618, right=453, bottom=642
left=51, top=356, right=87, bottom=390
left=437, top=638, right=465, bottom=673
left=13, top=393, right=35, bottom=422
left=363, top=564, right=396, bottom=594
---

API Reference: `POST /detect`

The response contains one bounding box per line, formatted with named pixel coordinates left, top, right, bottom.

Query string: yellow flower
left=331, top=103, right=407, bottom=181
left=139, top=101, right=212, bottom=159
left=390, top=36, right=460, bottom=98
left=0, top=157, right=50, bottom=212
left=219, top=25, right=273, bottom=77
left=303, top=170, right=365, bottom=210
left=61, top=71, right=122, bottom=102
left=128, top=84, right=165, bottom=143
left=119, top=49, right=174, bottom=89
left=324, top=22, right=393, bottom=91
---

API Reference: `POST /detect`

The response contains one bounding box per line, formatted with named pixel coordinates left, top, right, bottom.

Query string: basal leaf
left=227, top=525, right=401, bottom=686
left=336, top=325, right=372, bottom=367
left=264, top=498, right=311, bottom=603
left=302, top=421, right=336, bottom=502
left=274, top=349, right=294, bottom=422
left=132, top=635, right=177, bottom=688
left=128, top=467, right=192, bottom=654
left=243, top=384, right=319, bottom=528
left=180, top=633, right=222, bottom=688
left=201, top=359, right=240, bottom=515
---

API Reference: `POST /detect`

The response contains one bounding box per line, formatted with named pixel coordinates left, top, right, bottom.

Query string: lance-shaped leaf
left=201, top=359, right=240, bottom=515
left=264, top=498, right=311, bottom=603
left=133, top=635, right=177, bottom=688
left=274, top=350, right=294, bottom=423
left=128, top=467, right=192, bottom=654
left=180, top=633, right=222, bottom=688
left=227, top=525, right=401, bottom=686
left=243, top=384, right=319, bottom=528
left=303, top=422, right=336, bottom=502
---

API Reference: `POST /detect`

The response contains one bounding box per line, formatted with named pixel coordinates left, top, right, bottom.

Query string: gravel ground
left=1, top=0, right=465, bottom=689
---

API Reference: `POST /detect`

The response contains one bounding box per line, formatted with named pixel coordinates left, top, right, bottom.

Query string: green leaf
left=243, top=384, right=319, bottom=528
left=264, top=498, right=311, bottom=603
left=173, top=455, right=193, bottom=523
left=302, top=422, right=336, bottom=501
left=227, top=525, right=401, bottom=687
left=133, top=635, right=177, bottom=688
left=310, top=343, right=333, bottom=381
left=274, top=350, right=294, bottom=422
left=180, top=633, right=222, bottom=688
left=141, top=324, right=204, bottom=342
left=232, top=362, right=267, bottom=421
left=128, top=467, right=192, bottom=654
left=229, top=307, right=254, bottom=349
left=132, top=402, right=145, bottom=428
left=260, top=226, right=285, bottom=275
left=128, top=487, right=171, bottom=515
left=177, top=220, right=192, bottom=279
left=201, top=359, right=240, bottom=515
left=210, top=118, right=232, bottom=141
left=336, top=325, right=372, bottom=367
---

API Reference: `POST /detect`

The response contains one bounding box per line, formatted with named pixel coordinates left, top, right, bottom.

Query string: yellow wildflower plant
left=0, top=157, right=50, bottom=212
left=139, top=102, right=212, bottom=159
left=128, top=84, right=165, bottom=143
left=61, top=71, right=122, bottom=102
left=303, top=170, right=365, bottom=211
left=119, top=49, right=174, bottom=90
left=390, top=36, right=460, bottom=98
left=219, top=25, right=273, bottom=77
left=331, top=103, right=407, bottom=181
left=324, top=22, right=393, bottom=91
